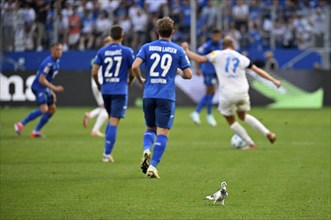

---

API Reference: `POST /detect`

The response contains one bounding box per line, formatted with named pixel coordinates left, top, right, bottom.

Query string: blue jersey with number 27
left=93, top=43, right=135, bottom=95
left=136, top=39, right=191, bottom=101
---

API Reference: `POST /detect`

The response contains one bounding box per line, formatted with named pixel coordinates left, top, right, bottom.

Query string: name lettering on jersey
left=151, top=78, right=167, bottom=84
left=105, top=50, right=122, bottom=56
left=105, top=78, right=120, bottom=83
left=149, top=46, right=177, bottom=54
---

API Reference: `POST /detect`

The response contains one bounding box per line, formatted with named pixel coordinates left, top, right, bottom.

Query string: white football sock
left=92, top=108, right=108, bottom=132
left=244, top=114, right=269, bottom=136
left=230, top=122, right=254, bottom=145
left=89, top=107, right=102, bottom=118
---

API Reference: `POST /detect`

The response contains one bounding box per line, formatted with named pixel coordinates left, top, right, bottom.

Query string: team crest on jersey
left=44, top=66, right=50, bottom=73
left=210, top=51, right=216, bottom=57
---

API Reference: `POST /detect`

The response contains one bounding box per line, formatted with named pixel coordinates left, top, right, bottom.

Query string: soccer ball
left=231, top=134, right=248, bottom=149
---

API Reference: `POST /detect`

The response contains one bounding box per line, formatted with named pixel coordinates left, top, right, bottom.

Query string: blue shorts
left=143, top=98, right=175, bottom=129
left=102, top=94, right=127, bottom=118
left=203, top=73, right=217, bottom=86
left=32, top=88, right=54, bottom=106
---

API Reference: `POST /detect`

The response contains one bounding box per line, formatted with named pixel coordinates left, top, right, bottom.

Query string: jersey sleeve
left=240, top=54, right=251, bottom=68
left=197, top=42, right=208, bottom=55
left=40, top=61, right=53, bottom=76
left=93, top=50, right=103, bottom=66
left=206, top=51, right=218, bottom=63
left=136, top=45, right=147, bottom=61
left=179, top=48, right=191, bottom=70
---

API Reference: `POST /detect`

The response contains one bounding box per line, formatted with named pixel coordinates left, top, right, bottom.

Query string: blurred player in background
left=132, top=17, right=192, bottom=178
left=83, top=36, right=112, bottom=137
left=182, top=37, right=281, bottom=150
left=190, top=29, right=222, bottom=127
left=15, top=43, right=64, bottom=137
left=92, top=25, right=135, bottom=162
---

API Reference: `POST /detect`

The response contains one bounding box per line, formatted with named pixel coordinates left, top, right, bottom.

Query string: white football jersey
left=207, top=49, right=251, bottom=96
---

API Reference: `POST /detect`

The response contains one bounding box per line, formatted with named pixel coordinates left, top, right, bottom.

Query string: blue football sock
left=34, top=112, right=53, bottom=132
left=104, top=124, right=117, bottom=155
left=143, top=129, right=156, bottom=151
left=151, top=135, right=168, bottom=168
left=21, top=109, right=42, bottom=126
left=206, top=94, right=214, bottom=115
left=195, top=95, right=207, bottom=113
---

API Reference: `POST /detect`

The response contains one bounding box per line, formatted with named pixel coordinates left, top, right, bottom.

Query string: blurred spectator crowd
left=1, top=0, right=329, bottom=52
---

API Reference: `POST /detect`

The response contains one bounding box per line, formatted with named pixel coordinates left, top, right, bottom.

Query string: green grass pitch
left=1, top=107, right=330, bottom=219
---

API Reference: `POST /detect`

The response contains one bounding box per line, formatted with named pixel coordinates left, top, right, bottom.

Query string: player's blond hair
left=222, top=37, right=234, bottom=49
left=103, top=36, right=112, bottom=44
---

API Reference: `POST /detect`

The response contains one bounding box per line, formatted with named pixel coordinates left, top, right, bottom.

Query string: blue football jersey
left=197, top=39, right=222, bottom=75
left=32, top=55, right=60, bottom=91
left=94, top=43, right=135, bottom=95
left=137, top=39, right=191, bottom=101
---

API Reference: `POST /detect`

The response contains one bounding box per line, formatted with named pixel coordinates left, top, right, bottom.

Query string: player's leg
left=91, top=108, right=108, bottom=137
left=91, top=88, right=107, bottom=136
left=15, top=89, right=44, bottom=135
left=224, top=114, right=255, bottom=149
left=219, top=96, right=255, bottom=149
left=142, top=99, right=157, bottom=152
left=237, top=111, right=276, bottom=144
left=84, top=84, right=104, bottom=128
left=102, top=117, right=119, bottom=163
left=236, top=93, right=276, bottom=143
left=191, top=86, right=207, bottom=125
left=83, top=108, right=101, bottom=128
left=102, top=94, right=127, bottom=162
left=205, top=76, right=217, bottom=126
left=32, top=103, right=55, bottom=137
left=141, top=98, right=157, bottom=173
left=146, top=99, right=175, bottom=178
left=31, top=90, right=56, bottom=137
left=191, top=74, right=211, bottom=125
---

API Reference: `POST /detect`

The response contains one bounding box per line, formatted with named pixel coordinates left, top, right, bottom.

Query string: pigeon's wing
left=214, top=191, right=222, bottom=201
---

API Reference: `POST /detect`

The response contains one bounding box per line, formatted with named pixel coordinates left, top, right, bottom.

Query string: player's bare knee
left=40, top=105, right=48, bottom=113
left=224, top=116, right=235, bottom=126
left=237, top=112, right=246, bottom=121
left=238, top=115, right=245, bottom=121
left=206, top=85, right=215, bottom=94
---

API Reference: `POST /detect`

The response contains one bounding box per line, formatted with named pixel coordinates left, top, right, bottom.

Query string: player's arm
left=39, top=74, right=63, bottom=92
left=181, top=42, right=208, bottom=63
left=91, top=64, right=101, bottom=90
left=177, top=68, right=192, bottom=79
left=250, top=65, right=282, bottom=88
left=128, top=68, right=136, bottom=86
left=131, top=57, right=145, bottom=86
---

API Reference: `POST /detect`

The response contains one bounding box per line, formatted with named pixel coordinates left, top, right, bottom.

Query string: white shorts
left=218, top=93, right=251, bottom=116
left=92, top=83, right=104, bottom=106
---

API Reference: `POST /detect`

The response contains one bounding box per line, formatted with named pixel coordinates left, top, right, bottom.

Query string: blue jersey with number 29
left=137, top=39, right=191, bottom=101
left=93, top=43, right=135, bottom=95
